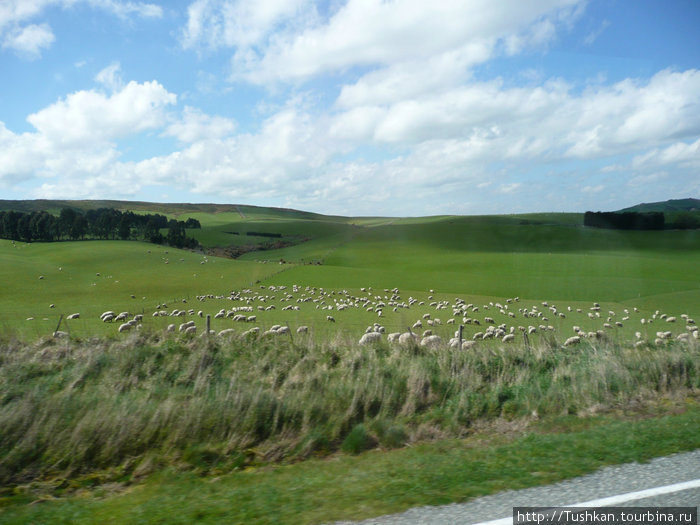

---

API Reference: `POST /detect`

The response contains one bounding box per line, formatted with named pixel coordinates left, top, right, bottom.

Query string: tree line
left=0, top=208, right=201, bottom=249
left=584, top=211, right=665, bottom=230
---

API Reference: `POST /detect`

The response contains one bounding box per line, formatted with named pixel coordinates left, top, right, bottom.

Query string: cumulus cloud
left=26, top=80, right=176, bottom=147
left=0, top=79, right=176, bottom=190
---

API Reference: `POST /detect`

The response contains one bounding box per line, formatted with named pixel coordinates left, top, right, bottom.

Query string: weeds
left=0, top=331, right=698, bottom=486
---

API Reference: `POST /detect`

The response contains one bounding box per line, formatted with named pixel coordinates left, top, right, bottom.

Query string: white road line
left=474, top=478, right=700, bottom=525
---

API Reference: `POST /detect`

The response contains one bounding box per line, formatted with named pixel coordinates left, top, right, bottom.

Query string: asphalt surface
left=331, top=449, right=700, bottom=524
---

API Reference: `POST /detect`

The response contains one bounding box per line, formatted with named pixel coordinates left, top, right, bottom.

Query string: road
left=331, top=450, right=699, bottom=524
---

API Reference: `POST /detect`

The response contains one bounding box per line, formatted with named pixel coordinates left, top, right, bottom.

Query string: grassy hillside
left=619, top=198, right=700, bottom=213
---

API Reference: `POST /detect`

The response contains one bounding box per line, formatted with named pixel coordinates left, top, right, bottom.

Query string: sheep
left=218, top=328, right=236, bottom=337
left=242, top=327, right=260, bottom=337
left=100, top=311, right=115, bottom=321
left=563, top=336, right=581, bottom=346
left=666, top=317, right=677, bottom=323
left=420, top=335, right=442, bottom=348
left=118, top=323, right=133, bottom=333
left=398, top=332, right=418, bottom=345
left=247, top=315, right=257, bottom=322
left=166, top=324, right=176, bottom=332
left=502, top=334, right=515, bottom=343
left=66, top=313, right=80, bottom=320
left=359, top=332, right=382, bottom=345
left=134, top=314, right=143, bottom=322
left=102, top=314, right=115, bottom=323
left=179, top=321, right=195, bottom=332
left=326, top=315, right=336, bottom=322
left=387, top=332, right=401, bottom=343
left=185, top=325, right=197, bottom=335
left=296, top=326, right=309, bottom=334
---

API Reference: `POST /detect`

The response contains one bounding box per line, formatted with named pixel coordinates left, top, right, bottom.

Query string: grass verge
left=1, top=399, right=698, bottom=524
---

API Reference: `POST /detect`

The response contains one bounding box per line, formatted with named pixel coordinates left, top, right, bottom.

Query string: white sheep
left=66, top=313, right=80, bottom=320
left=296, top=326, right=309, bottom=334
left=398, top=332, right=418, bottom=345
left=420, top=335, right=442, bottom=348
left=563, top=336, right=581, bottom=346
left=502, top=334, right=515, bottom=343
left=359, top=332, right=382, bottom=345
left=118, top=323, right=132, bottom=333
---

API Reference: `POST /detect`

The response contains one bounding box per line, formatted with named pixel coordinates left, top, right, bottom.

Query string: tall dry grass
left=1, top=330, right=698, bottom=485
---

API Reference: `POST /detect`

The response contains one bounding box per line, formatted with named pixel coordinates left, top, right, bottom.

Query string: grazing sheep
left=185, top=325, right=197, bottom=335
left=66, top=313, right=80, bottom=320
left=218, top=328, right=235, bottom=337
left=179, top=321, right=195, bottom=332
left=102, top=314, right=115, bottom=323
left=502, top=334, right=515, bottom=343
left=387, top=332, right=401, bottom=343
left=563, top=336, right=581, bottom=346
left=296, top=326, right=309, bottom=334
left=166, top=324, right=175, bottom=332
left=420, top=335, right=442, bottom=348
left=53, top=330, right=68, bottom=338
left=118, top=323, right=133, bottom=333
left=359, top=332, right=382, bottom=345
left=398, top=332, right=418, bottom=345
left=242, top=327, right=260, bottom=337
left=326, top=315, right=336, bottom=322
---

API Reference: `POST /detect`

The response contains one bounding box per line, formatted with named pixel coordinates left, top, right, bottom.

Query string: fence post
left=206, top=314, right=211, bottom=338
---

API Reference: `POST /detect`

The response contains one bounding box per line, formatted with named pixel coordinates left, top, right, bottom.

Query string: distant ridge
left=0, top=199, right=343, bottom=221
left=618, top=198, right=700, bottom=213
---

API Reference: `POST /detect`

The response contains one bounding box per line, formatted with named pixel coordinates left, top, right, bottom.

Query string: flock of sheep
left=48, top=284, right=699, bottom=349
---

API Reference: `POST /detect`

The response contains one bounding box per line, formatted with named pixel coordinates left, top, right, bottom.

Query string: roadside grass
left=1, top=331, right=697, bottom=491
left=1, top=397, right=698, bottom=524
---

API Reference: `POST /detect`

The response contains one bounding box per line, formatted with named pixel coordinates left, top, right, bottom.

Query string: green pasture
left=1, top=209, right=699, bottom=341
left=0, top=240, right=284, bottom=339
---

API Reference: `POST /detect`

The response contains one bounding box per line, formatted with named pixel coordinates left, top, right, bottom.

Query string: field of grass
left=1, top=201, right=699, bottom=523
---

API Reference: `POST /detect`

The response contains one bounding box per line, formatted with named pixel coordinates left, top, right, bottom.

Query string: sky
left=1, top=0, right=699, bottom=217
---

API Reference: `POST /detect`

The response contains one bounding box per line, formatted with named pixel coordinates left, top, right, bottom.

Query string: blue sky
left=1, top=0, right=699, bottom=216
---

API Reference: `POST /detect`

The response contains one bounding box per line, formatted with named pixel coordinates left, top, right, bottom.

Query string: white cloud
left=0, top=0, right=162, bottom=58
left=1, top=22, right=54, bottom=58
left=163, top=106, right=236, bottom=143
left=95, top=61, right=124, bottom=91
left=231, top=0, right=581, bottom=84
left=181, top=0, right=314, bottom=50
left=27, top=80, right=176, bottom=147
left=0, top=80, right=176, bottom=192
